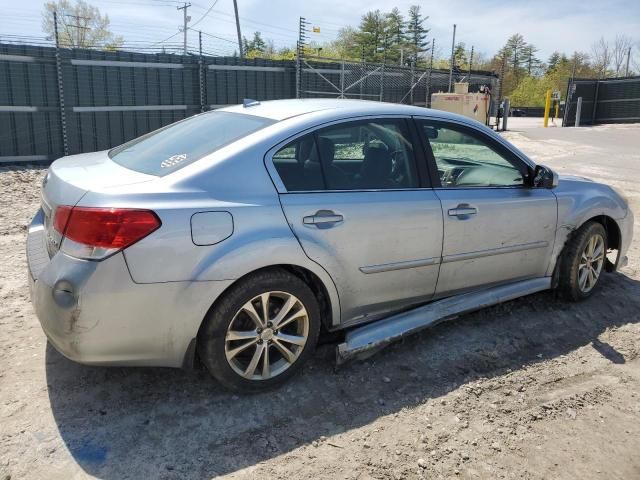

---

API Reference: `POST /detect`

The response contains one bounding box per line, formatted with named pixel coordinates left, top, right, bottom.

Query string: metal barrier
left=0, top=44, right=498, bottom=163
left=563, top=76, right=640, bottom=126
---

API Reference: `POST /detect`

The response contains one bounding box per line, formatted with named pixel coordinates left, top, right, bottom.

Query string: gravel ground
left=1, top=123, right=640, bottom=480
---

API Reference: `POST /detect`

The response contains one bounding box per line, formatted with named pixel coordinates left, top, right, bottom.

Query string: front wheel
left=558, top=221, right=608, bottom=301
left=198, top=269, right=321, bottom=392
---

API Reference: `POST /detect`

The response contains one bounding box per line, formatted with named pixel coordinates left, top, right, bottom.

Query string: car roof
left=218, top=98, right=479, bottom=125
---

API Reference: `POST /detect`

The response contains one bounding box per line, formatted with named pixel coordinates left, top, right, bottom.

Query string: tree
left=383, top=7, right=406, bottom=64
left=453, top=42, right=467, bottom=69
left=612, top=34, right=634, bottom=76
left=523, top=45, right=542, bottom=76
left=504, top=34, right=528, bottom=80
left=356, top=10, right=386, bottom=62
left=330, top=26, right=360, bottom=60
left=406, top=5, right=429, bottom=64
left=567, top=51, right=597, bottom=78
left=546, top=51, right=561, bottom=73
left=244, top=31, right=266, bottom=56
left=591, top=37, right=612, bottom=78
left=42, top=0, right=122, bottom=49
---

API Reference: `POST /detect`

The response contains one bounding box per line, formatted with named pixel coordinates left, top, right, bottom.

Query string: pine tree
left=356, top=10, right=386, bottom=62
left=406, top=5, right=429, bottom=65
left=504, top=34, right=528, bottom=79
left=384, top=7, right=406, bottom=64
left=546, top=52, right=562, bottom=73
left=523, top=45, right=542, bottom=76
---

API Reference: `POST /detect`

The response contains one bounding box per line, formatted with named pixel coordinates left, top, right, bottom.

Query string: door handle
left=303, top=210, right=344, bottom=226
left=448, top=204, right=478, bottom=217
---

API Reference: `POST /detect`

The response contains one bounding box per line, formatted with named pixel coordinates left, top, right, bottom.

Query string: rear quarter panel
left=77, top=139, right=342, bottom=327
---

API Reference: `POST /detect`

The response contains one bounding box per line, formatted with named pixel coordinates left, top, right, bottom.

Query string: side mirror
left=424, top=126, right=439, bottom=139
left=533, top=165, right=559, bottom=189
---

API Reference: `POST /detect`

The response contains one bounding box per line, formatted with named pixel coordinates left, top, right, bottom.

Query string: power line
left=190, top=0, right=219, bottom=27
left=194, top=28, right=238, bottom=45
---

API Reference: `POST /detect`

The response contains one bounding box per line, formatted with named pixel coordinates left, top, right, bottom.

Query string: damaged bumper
left=27, top=209, right=232, bottom=367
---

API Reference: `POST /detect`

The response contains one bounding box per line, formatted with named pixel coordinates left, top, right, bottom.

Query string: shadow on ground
left=46, top=272, right=640, bottom=479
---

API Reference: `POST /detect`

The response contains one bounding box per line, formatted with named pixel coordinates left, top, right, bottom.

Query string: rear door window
left=272, top=119, right=419, bottom=191
left=109, top=111, right=275, bottom=176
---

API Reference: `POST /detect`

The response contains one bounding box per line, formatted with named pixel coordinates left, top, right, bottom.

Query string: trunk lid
left=41, top=150, right=156, bottom=256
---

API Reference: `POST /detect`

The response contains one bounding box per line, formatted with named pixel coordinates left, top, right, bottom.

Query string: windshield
left=109, top=111, right=275, bottom=176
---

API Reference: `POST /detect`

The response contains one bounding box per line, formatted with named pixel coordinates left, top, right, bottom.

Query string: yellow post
left=543, top=89, right=551, bottom=127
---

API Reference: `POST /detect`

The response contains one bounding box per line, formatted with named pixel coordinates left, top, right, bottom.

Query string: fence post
left=53, top=11, right=69, bottom=157
left=409, top=62, right=414, bottom=105
left=199, top=31, right=206, bottom=112
left=360, top=57, right=364, bottom=99
left=379, top=63, right=385, bottom=102
left=340, top=60, right=345, bottom=99
left=426, top=39, right=435, bottom=108
left=502, top=98, right=509, bottom=131
left=295, top=41, right=300, bottom=99
left=591, top=80, right=600, bottom=125
left=562, top=78, right=571, bottom=127
left=575, top=97, right=582, bottom=127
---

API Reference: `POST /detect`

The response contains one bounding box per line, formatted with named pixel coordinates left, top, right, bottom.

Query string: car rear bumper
left=27, top=209, right=233, bottom=367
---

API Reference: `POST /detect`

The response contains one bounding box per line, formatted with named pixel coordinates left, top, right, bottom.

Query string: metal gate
left=564, top=76, right=640, bottom=126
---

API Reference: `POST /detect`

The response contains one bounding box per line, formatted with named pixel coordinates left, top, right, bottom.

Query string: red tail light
left=53, top=206, right=161, bottom=250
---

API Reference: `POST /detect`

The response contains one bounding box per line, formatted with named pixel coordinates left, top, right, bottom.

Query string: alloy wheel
left=224, top=291, right=309, bottom=380
left=578, top=233, right=605, bottom=293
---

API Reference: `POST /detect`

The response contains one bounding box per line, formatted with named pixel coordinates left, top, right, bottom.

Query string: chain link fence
left=299, top=55, right=498, bottom=107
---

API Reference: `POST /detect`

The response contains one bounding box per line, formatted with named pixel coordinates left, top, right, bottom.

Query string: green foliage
left=406, top=5, right=429, bottom=64
left=243, top=31, right=266, bottom=57
left=509, top=75, right=556, bottom=106
left=508, top=49, right=600, bottom=106
left=42, top=0, right=123, bottom=49
left=323, top=5, right=428, bottom=64
left=453, top=42, right=467, bottom=68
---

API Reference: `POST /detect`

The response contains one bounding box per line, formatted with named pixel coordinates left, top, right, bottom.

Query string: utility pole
left=232, top=0, right=243, bottom=58
left=625, top=47, right=631, bottom=77
left=448, top=24, right=456, bottom=93
left=468, top=45, right=474, bottom=82
left=177, top=2, right=191, bottom=55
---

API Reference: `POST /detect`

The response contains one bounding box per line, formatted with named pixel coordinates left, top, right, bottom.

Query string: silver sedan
left=27, top=99, right=633, bottom=391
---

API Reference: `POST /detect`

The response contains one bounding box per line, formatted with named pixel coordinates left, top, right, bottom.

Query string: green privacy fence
left=0, top=43, right=496, bottom=163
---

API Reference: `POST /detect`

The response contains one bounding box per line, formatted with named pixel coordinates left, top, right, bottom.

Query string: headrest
left=317, top=137, right=335, bottom=163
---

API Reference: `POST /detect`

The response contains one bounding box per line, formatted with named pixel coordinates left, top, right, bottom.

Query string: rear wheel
left=198, top=269, right=320, bottom=392
left=558, top=221, right=607, bottom=301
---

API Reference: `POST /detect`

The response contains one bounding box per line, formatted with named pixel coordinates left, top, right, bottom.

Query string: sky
left=2, top=0, right=639, bottom=60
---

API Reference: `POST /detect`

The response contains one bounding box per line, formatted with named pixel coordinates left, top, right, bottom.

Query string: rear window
left=109, top=111, right=275, bottom=176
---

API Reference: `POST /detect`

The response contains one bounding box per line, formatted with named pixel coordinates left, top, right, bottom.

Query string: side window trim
left=266, top=115, right=426, bottom=194
left=405, top=118, right=432, bottom=189
left=414, top=118, right=532, bottom=189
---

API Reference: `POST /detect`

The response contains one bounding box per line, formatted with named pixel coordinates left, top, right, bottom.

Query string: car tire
left=558, top=221, right=608, bottom=301
left=198, top=268, right=321, bottom=392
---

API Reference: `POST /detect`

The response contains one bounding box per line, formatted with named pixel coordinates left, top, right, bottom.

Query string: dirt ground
left=1, top=122, right=640, bottom=480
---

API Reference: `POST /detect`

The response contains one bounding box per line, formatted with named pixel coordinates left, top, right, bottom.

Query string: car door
left=267, top=117, right=443, bottom=325
left=415, top=118, right=558, bottom=296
